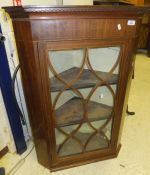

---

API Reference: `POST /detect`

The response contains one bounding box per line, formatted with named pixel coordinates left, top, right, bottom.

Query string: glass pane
left=48, top=46, right=121, bottom=157
left=86, top=133, right=109, bottom=151
left=48, top=49, right=84, bottom=92
left=55, top=128, right=66, bottom=147
left=58, top=138, right=82, bottom=157
left=54, top=91, right=84, bottom=127
left=88, top=47, right=120, bottom=74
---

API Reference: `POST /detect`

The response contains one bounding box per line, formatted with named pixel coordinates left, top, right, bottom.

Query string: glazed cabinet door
left=38, top=40, right=130, bottom=167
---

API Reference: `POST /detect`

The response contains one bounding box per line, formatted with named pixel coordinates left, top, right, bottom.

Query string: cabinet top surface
left=3, top=5, right=150, bottom=19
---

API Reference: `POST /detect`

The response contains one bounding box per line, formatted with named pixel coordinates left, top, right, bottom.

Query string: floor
left=0, top=53, right=150, bottom=175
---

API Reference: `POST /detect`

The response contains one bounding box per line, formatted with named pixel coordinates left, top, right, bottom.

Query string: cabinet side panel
left=116, top=38, right=138, bottom=147
left=110, top=38, right=136, bottom=149
left=113, top=18, right=142, bottom=147
left=12, top=20, right=51, bottom=168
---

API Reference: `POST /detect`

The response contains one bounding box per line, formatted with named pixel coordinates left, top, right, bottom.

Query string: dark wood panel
left=31, top=19, right=137, bottom=41
left=31, top=19, right=106, bottom=41
left=137, top=12, right=150, bottom=56
left=13, top=39, right=51, bottom=169
left=0, top=146, right=8, bottom=158
left=94, top=0, right=133, bottom=5
left=13, top=20, right=32, bottom=42
left=50, top=67, right=118, bottom=92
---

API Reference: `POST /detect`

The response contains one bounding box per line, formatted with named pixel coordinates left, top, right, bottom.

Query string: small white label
left=99, top=94, right=104, bottom=99
left=127, top=20, right=136, bottom=26
left=117, top=24, right=122, bottom=31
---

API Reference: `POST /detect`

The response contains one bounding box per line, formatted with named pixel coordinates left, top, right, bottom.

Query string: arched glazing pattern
left=48, top=46, right=121, bottom=157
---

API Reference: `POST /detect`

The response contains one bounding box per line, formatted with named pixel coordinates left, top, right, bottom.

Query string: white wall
left=0, top=0, right=13, bottom=7
left=0, top=8, right=32, bottom=142
left=0, top=0, right=62, bottom=7
left=0, top=7, right=16, bottom=153
left=0, top=89, right=16, bottom=152
left=63, top=0, right=93, bottom=5
left=0, top=102, right=7, bottom=150
left=22, top=0, right=62, bottom=6
left=0, top=0, right=93, bottom=7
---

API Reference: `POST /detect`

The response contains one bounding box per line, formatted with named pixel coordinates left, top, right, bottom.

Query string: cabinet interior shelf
left=55, top=97, right=112, bottom=127
left=50, top=67, right=118, bottom=92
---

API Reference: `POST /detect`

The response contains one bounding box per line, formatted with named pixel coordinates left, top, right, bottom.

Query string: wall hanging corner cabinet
left=4, top=5, right=146, bottom=171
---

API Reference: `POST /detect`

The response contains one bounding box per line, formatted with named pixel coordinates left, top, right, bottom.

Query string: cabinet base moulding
left=50, top=144, right=121, bottom=172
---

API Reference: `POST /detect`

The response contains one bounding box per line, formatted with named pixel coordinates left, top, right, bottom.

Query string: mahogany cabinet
left=4, top=6, right=146, bottom=171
